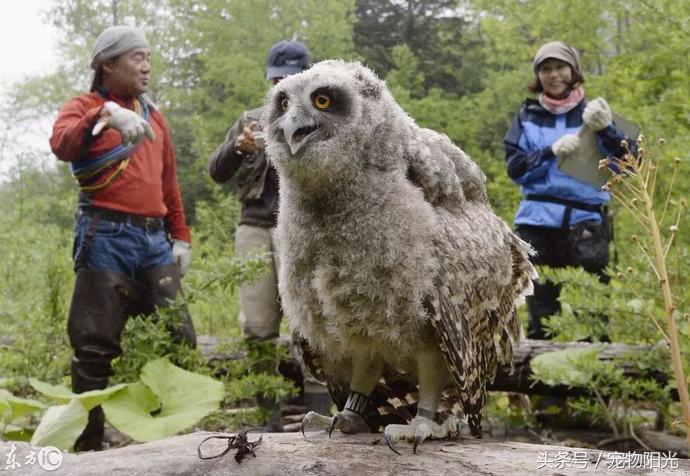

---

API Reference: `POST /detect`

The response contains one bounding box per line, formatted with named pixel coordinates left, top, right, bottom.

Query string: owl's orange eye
left=313, top=93, right=332, bottom=110
left=280, top=97, right=289, bottom=112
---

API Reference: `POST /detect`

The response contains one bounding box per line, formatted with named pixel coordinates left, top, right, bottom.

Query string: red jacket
left=50, top=92, right=191, bottom=242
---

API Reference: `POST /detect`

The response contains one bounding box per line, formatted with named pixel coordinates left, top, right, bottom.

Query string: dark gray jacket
left=208, top=106, right=279, bottom=227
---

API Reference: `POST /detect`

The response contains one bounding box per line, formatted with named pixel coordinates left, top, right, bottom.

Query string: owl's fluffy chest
left=277, top=178, right=439, bottom=354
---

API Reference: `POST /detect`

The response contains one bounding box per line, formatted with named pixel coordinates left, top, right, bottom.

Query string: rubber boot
left=74, top=406, right=105, bottom=452
left=137, top=263, right=196, bottom=348
left=68, top=269, right=143, bottom=452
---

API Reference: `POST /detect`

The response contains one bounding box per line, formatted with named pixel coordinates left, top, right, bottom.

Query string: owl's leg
left=384, top=346, right=461, bottom=454
left=301, top=344, right=383, bottom=437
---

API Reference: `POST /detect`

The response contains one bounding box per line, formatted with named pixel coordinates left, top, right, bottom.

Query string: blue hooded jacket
left=504, top=98, right=634, bottom=228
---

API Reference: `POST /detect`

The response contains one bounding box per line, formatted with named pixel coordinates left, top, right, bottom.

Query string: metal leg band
left=344, top=391, right=368, bottom=416
left=417, top=407, right=438, bottom=422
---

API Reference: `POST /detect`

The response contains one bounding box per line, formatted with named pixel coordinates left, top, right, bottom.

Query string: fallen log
left=197, top=335, right=670, bottom=397
left=3, top=431, right=686, bottom=475
left=490, top=338, right=669, bottom=397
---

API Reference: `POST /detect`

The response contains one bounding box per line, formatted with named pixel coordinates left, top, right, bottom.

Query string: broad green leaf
left=0, top=389, right=44, bottom=421
left=30, top=399, right=88, bottom=451
left=103, top=359, right=224, bottom=442
left=3, top=424, right=33, bottom=442
left=0, top=398, right=11, bottom=423
left=28, top=380, right=73, bottom=402
left=531, top=346, right=603, bottom=387
left=104, top=382, right=160, bottom=418
left=30, top=379, right=127, bottom=410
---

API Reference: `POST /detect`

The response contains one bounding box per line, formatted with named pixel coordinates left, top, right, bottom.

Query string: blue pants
left=73, top=208, right=173, bottom=276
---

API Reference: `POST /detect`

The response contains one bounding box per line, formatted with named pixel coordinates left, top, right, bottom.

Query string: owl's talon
left=384, top=415, right=461, bottom=454
left=413, top=434, right=422, bottom=454
left=328, top=414, right=339, bottom=438
left=300, top=410, right=334, bottom=438
left=385, top=434, right=402, bottom=455
left=300, top=410, right=367, bottom=438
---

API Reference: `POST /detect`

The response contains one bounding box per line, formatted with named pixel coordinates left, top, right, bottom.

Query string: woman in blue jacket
left=504, top=41, right=635, bottom=340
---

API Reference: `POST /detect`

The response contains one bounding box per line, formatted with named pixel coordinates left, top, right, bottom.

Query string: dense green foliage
left=1, top=0, right=688, bottom=442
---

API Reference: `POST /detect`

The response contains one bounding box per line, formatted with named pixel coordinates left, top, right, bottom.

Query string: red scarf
left=539, top=87, right=584, bottom=114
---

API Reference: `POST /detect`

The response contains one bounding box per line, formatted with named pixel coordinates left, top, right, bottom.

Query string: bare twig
left=629, top=423, right=654, bottom=451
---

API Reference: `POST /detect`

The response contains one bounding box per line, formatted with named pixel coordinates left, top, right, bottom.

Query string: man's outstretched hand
left=93, top=101, right=156, bottom=145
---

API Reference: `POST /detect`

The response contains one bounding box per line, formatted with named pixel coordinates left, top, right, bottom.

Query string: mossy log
left=3, top=432, right=687, bottom=475
left=197, top=335, right=670, bottom=397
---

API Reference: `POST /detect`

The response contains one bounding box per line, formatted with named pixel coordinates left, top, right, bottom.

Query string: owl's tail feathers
left=362, top=374, right=418, bottom=432
left=297, top=336, right=425, bottom=432
left=362, top=376, right=470, bottom=435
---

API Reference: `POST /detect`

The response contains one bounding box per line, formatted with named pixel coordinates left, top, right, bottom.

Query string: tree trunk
left=4, top=432, right=687, bottom=475
left=198, top=335, right=670, bottom=397
left=488, top=338, right=669, bottom=397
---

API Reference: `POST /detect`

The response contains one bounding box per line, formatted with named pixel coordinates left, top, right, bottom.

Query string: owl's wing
left=426, top=209, right=535, bottom=437
left=405, top=128, right=488, bottom=207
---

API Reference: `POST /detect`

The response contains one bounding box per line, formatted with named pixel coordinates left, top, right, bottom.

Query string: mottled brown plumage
left=262, top=60, right=535, bottom=446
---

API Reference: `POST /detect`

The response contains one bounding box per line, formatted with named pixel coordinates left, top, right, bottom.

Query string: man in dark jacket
left=209, top=40, right=331, bottom=430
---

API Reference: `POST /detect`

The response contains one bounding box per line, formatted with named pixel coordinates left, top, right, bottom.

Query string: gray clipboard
left=557, top=113, right=640, bottom=188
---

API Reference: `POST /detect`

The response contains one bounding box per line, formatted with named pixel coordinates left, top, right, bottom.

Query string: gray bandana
left=90, top=26, right=150, bottom=70
left=533, top=41, right=581, bottom=76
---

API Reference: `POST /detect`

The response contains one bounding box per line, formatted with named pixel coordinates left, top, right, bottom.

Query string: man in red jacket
left=50, top=25, right=195, bottom=451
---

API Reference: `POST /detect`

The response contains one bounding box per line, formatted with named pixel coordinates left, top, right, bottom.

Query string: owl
left=262, top=60, right=535, bottom=453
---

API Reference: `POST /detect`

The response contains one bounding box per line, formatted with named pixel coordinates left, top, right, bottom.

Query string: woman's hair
left=528, top=64, right=585, bottom=94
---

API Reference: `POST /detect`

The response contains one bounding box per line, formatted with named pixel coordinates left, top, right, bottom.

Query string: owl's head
left=263, top=60, right=409, bottom=180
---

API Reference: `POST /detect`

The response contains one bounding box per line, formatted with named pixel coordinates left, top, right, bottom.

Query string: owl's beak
left=282, top=113, right=318, bottom=155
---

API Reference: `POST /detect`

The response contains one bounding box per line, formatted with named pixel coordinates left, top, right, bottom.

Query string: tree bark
left=3, top=432, right=687, bottom=475
left=198, top=335, right=670, bottom=397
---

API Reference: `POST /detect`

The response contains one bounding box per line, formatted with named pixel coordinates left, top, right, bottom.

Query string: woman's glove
left=583, top=97, right=613, bottom=131
left=172, top=240, right=191, bottom=277
left=551, top=134, right=581, bottom=157
left=92, top=101, right=156, bottom=145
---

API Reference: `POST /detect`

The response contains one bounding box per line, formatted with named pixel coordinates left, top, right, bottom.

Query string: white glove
left=582, top=97, right=613, bottom=131
left=551, top=134, right=581, bottom=157
left=172, top=240, right=191, bottom=277
left=92, top=101, right=156, bottom=145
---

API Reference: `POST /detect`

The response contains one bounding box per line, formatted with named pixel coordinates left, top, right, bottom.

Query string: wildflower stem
left=618, top=177, right=645, bottom=203
left=659, top=162, right=679, bottom=225
left=631, top=238, right=659, bottom=279
left=612, top=193, right=651, bottom=232
left=636, top=167, right=690, bottom=448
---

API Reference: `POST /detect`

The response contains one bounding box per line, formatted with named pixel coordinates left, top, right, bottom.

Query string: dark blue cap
left=266, top=40, right=310, bottom=80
